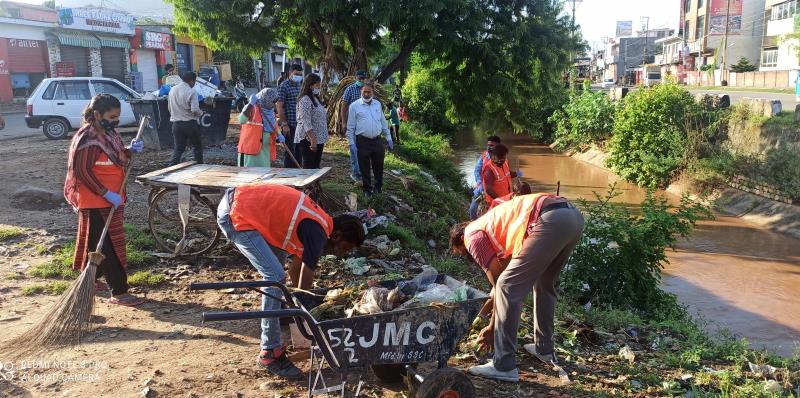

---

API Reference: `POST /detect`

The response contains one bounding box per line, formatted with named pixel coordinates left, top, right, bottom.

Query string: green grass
left=4, top=272, right=23, bottom=281
left=762, top=110, right=797, bottom=129
left=29, top=242, right=78, bottom=279
left=127, top=271, right=166, bottom=287
left=21, top=281, right=70, bottom=296
left=0, top=225, right=25, bottom=241
left=124, top=224, right=155, bottom=267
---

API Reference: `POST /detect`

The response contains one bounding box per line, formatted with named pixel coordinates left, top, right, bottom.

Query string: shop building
left=0, top=1, right=56, bottom=102
left=175, top=35, right=212, bottom=75
left=129, top=25, right=175, bottom=92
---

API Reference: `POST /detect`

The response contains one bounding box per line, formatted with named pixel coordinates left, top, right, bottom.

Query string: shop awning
left=94, top=34, right=131, bottom=49
left=48, top=32, right=101, bottom=48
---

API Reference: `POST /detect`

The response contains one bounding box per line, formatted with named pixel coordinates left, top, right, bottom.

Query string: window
left=696, top=16, right=705, bottom=39
left=53, top=81, right=91, bottom=100
left=684, top=20, right=690, bottom=38
left=684, top=0, right=691, bottom=12
left=42, top=81, right=58, bottom=100
left=92, top=81, right=134, bottom=101
left=698, top=0, right=704, bottom=8
left=771, top=0, right=798, bottom=20
left=761, top=49, right=779, bottom=67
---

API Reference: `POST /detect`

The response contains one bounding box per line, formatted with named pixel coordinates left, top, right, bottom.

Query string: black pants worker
left=170, top=120, right=203, bottom=165
left=356, top=135, right=385, bottom=194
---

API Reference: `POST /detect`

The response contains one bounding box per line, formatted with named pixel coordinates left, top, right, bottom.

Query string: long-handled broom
left=0, top=116, right=149, bottom=359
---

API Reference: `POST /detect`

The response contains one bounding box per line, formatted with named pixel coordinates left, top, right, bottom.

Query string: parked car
left=601, top=78, right=615, bottom=89
left=26, top=77, right=141, bottom=140
left=644, top=72, right=662, bottom=87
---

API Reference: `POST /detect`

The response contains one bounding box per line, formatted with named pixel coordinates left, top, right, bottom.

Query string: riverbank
left=0, top=124, right=798, bottom=397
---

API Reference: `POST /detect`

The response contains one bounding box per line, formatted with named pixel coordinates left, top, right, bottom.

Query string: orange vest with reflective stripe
left=465, top=193, right=558, bottom=259
left=229, top=185, right=333, bottom=257
left=76, top=153, right=125, bottom=209
left=489, top=192, right=515, bottom=210
left=481, top=159, right=512, bottom=203
left=238, top=105, right=265, bottom=155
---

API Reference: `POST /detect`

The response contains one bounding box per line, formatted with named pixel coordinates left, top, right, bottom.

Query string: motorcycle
left=232, top=80, right=248, bottom=113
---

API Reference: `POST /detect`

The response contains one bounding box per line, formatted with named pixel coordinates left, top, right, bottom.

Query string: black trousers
left=88, top=209, right=128, bottom=296
left=170, top=120, right=203, bottom=165
left=299, top=139, right=324, bottom=169
left=282, top=126, right=304, bottom=168
left=391, top=124, right=401, bottom=144
left=356, top=135, right=385, bottom=194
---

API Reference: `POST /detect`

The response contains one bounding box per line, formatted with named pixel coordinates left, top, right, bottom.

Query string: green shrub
left=549, top=82, right=615, bottom=151
left=403, top=68, right=454, bottom=134
left=559, top=186, right=711, bottom=317
left=394, top=122, right=466, bottom=192
left=764, top=146, right=800, bottom=200
left=29, top=242, right=78, bottom=279
left=22, top=281, right=70, bottom=296
left=128, top=271, right=166, bottom=287
left=607, top=82, right=698, bottom=188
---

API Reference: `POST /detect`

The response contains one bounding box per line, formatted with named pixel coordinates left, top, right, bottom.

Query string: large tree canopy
left=168, top=0, right=578, bottom=134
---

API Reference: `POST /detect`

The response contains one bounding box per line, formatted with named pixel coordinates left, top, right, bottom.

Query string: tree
left=42, top=0, right=55, bottom=9
left=730, top=57, right=757, bottom=73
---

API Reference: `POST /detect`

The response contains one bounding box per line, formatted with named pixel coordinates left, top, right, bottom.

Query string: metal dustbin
left=130, top=96, right=233, bottom=150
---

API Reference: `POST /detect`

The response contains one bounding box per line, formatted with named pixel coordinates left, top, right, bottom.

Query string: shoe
left=257, top=346, right=302, bottom=379
left=467, top=360, right=519, bottom=382
left=108, top=293, right=145, bottom=306
left=524, top=344, right=558, bottom=365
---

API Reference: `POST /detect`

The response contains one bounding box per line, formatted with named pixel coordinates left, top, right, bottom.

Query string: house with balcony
left=760, top=0, right=800, bottom=71
left=655, top=35, right=686, bottom=82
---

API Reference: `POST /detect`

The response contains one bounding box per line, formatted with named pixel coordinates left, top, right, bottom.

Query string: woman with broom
left=64, top=93, right=145, bottom=306
left=237, top=88, right=285, bottom=167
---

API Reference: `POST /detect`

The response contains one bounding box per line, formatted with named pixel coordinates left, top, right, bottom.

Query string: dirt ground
left=0, top=130, right=593, bottom=398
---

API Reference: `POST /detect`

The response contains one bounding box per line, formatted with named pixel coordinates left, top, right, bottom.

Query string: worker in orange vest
left=489, top=182, right=532, bottom=210
left=217, top=184, right=366, bottom=378
left=450, top=193, right=584, bottom=382
left=477, top=143, right=522, bottom=216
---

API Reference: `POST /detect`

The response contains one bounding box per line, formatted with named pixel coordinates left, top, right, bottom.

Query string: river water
left=451, top=129, right=800, bottom=356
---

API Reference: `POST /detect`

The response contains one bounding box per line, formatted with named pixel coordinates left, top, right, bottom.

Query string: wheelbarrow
left=190, top=274, right=489, bottom=398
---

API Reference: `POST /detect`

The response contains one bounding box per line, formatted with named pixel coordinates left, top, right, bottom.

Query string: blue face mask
left=291, top=75, right=303, bottom=84
left=355, top=80, right=364, bottom=87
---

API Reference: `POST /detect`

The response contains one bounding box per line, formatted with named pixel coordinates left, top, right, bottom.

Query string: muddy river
left=452, top=129, right=800, bottom=356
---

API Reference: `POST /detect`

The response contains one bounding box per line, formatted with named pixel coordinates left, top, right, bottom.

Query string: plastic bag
left=398, top=267, right=439, bottom=296
left=344, top=257, right=369, bottom=275
left=397, top=284, right=455, bottom=310
left=347, top=287, right=405, bottom=316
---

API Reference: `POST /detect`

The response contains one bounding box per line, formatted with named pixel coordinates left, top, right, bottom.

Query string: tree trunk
left=375, top=37, right=420, bottom=84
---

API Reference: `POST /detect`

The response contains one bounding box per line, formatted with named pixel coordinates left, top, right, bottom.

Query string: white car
left=601, top=78, right=615, bottom=89
left=26, top=77, right=141, bottom=139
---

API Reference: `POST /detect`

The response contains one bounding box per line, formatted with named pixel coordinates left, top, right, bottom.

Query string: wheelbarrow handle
left=202, top=308, right=312, bottom=323
left=190, top=281, right=294, bottom=305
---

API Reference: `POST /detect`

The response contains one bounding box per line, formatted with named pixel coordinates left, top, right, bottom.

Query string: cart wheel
left=148, top=188, right=221, bottom=256
left=414, top=368, right=475, bottom=398
left=372, top=364, right=408, bottom=384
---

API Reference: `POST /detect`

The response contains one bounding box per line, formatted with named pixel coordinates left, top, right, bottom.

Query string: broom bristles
left=0, top=263, right=97, bottom=360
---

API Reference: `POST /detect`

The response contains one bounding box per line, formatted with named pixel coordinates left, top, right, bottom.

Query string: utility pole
left=720, top=0, right=732, bottom=83
left=641, top=17, right=650, bottom=68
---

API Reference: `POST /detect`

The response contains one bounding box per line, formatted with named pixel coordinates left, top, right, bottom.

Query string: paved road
left=0, top=112, right=40, bottom=141
left=687, top=89, right=798, bottom=111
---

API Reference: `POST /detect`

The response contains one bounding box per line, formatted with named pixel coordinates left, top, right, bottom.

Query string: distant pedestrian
left=276, top=64, right=304, bottom=168
left=387, top=101, right=401, bottom=145
left=259, top=68, right=267, bottom=89
left=398, top=101, right=409, bottom=122
left=295, top=73, right=329, bottom=169
left=469, top=135, right=501, bottom=220
left=393, top=85, right=401, bottom=102
left=168, top=71, right=204, bottom=166
left=237, top=88, right=285, bottom=167
left=346, top=80, right=393, bottom=196
left=341, top=70, right=368, bottom=182
left=277, top=72, right=287, bottom=86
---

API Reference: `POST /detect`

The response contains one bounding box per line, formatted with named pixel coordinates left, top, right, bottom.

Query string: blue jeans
left=217, top=190, right=287, bottom=350
left=468, top=192, right=483, bottom=220
left=349, top=144, right=362, bottom=178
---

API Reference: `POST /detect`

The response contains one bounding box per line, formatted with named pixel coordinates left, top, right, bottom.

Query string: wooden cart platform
left=135, top=161, right=331, bottom=190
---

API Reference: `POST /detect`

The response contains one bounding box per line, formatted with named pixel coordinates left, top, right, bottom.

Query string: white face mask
left=362, top=95, right=372, bottom=103
left=291, top=75, right=303, bottom=83
left=312, top=88, right=321, bottom=95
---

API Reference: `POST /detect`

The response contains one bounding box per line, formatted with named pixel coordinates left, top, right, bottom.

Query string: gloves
left=387, top=140, right=394, bottom=151
left=103, top=191, right=123, bottom=208
left=129, top=139, right=144, bottom=153
left=249, top=94, right=258, bottom=105
left=515, top=169, right=523, bottom=178
left=276, top=133, right=286, bottom=144
left=350, top=144, right=358, bottom=157
left=473, top=186, right=483, bottom=197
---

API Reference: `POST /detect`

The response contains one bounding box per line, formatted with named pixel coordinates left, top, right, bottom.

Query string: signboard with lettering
left=55, top=62, right=75, bottom=77
left=616, top=21, right=633, bottom=37
left=142, top=31, right=173, bottom=51
left=57, top=7, right=135, bottom=36
left=709, top=0, right=743, bottom=36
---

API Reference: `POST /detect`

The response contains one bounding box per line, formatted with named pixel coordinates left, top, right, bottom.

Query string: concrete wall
left=685, top=69, right=799, bottom=88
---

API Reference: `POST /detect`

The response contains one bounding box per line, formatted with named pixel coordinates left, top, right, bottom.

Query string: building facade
left=0, top=1, right=56, bottom=102
left=175, top=35, right=212, bottom=75
left=760, top=0, right=800, bottom=71
left=129, top=25, right=175, bottom=91
left=655, top=35, right=686, bottom=82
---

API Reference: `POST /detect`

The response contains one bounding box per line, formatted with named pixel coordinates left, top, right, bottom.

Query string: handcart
left=136, top=162, right=332, bottom=256
left=190, top=274, right=488, bottom=398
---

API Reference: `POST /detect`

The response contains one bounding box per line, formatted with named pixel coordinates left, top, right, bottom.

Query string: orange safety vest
left=481, top=159, right=513, bottom=203
left=238, top=104, right=265, bottom=155
left=489, top=192, right=515, bottom=210
left=465, top=193, right=560, bottom=259
left=76, top=152, right=125, bottom=209
left=229, top=184, right=334, bottom=257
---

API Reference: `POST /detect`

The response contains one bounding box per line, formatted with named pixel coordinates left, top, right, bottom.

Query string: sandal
left=108, top=293, right=145, bottom=306
left=95, top=281, right=109, bottom=292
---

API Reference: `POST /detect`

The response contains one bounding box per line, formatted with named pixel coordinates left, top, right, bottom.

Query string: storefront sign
left=8, top=39, right=42, bottom=49
left=709, top=0, right=742, bottom=36
left=55, top=62, right=75, bottom=77
left=0, top=59, right=8, bottom=75
left=143, top=31, right=173, bottom=51
left=57, top=7, right=135, bottom=36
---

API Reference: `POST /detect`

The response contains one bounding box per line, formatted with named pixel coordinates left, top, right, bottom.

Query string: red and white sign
left=7, top=39, right=47, bottom=73
left=55, top=62, right=75, bottom=77
left=0, top=59, right=8, bottom=75
left=143, top=31, right=173, bottom=51
left=9, top=39, right=41, bottom=49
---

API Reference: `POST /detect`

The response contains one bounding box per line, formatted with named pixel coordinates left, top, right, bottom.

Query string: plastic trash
left=397, top=284, right=454, bottom=310
left=344, top=257, right=369, bottom=275
left=347, top=287, right=404, bottom=316
left=451, top=285, right=469, bottom=302
left=398, top=268, right=439, bottom=296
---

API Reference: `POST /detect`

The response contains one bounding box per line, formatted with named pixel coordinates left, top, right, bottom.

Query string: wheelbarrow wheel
left=148, top=187, right=221, bottom=256
left=414, top=368, right=475, bottom=398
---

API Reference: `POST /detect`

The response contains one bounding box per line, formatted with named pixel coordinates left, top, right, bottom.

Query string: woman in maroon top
left=64, top=94, right=145, bottom=306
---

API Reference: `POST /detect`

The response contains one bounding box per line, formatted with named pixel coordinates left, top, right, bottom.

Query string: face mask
left=99, top=119, right=119, bottom=131
left=355, top=81, right=364, bottom=87
left=312, top=88, right=321, bottom=95
left=291, top=75, right=303, bottom=83
left=362, top=95, right=372, bottom=103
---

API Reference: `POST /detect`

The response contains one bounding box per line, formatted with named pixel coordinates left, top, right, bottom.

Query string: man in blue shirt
left=346, top=81, right=393, bottom=195
left=276, top=64, right=304, bottom=168
left=469, top=135, right=502, bottom=219
left=341, top=70, right=368, bottom=182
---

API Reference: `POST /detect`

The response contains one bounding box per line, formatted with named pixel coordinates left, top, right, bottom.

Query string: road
left=687, top=88, right=797, bottom=111
left=0, top=112, right=40, bottom=141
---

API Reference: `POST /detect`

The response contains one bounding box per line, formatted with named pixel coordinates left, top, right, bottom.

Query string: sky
left=572, top=0, right=681, bottom=50
left=12, top=0, right=173, bottom=20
